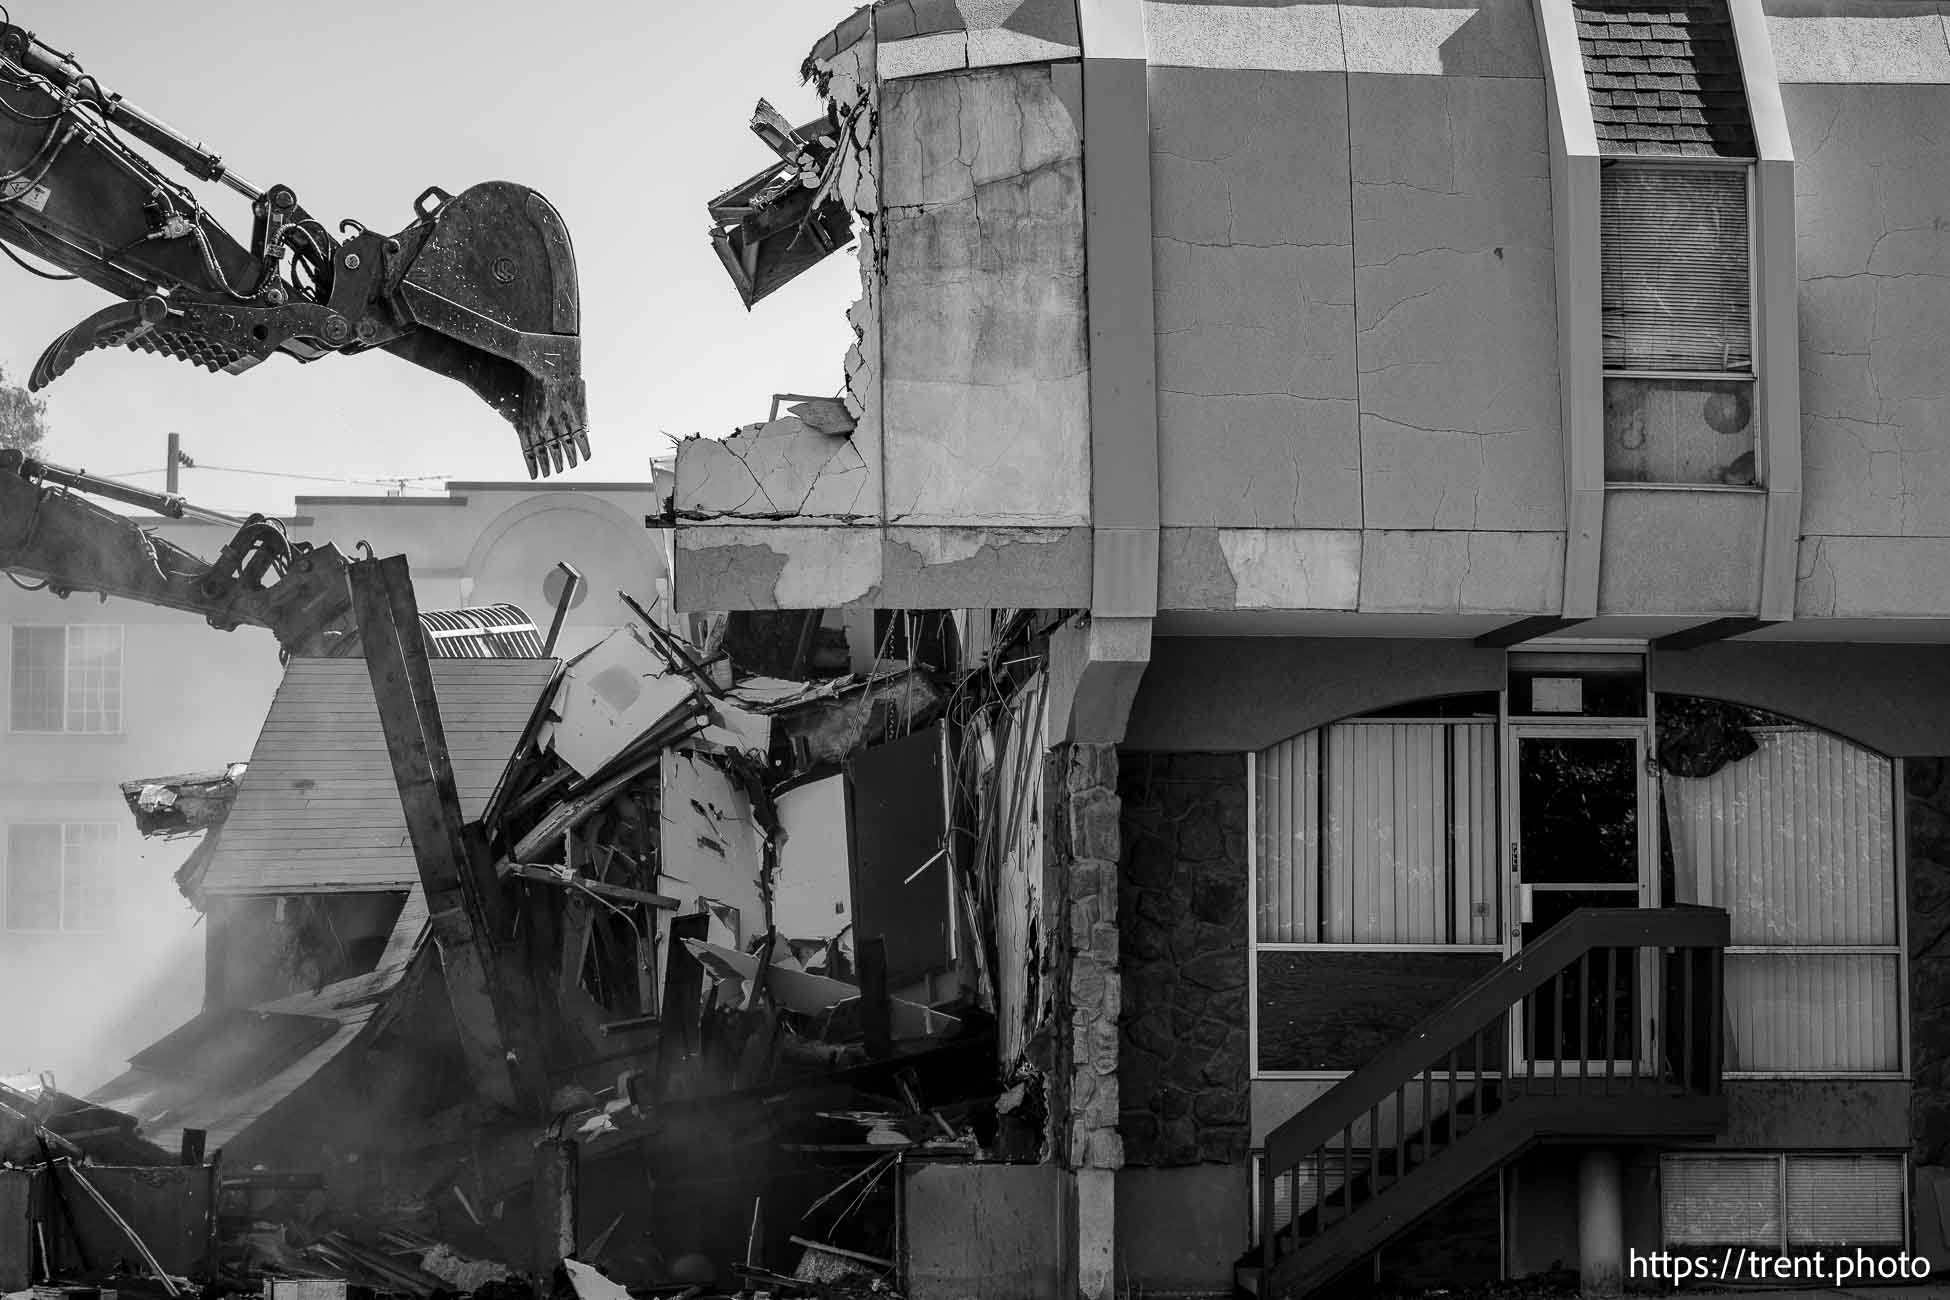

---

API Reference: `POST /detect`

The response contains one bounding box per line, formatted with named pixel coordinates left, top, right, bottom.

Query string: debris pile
left=14, top=602, right=1069, bottom=1300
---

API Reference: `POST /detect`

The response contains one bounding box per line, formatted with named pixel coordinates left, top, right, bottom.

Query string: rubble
left=21, top=590, right=1068, bottom=1300
left=119, top=766, right=248, bottom=838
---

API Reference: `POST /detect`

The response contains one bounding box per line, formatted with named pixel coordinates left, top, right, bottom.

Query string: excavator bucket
left=382, top=183, right=590, bottom=478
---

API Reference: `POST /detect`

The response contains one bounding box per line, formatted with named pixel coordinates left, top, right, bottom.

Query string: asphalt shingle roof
left=1574, top=0, right=1755, bottom=157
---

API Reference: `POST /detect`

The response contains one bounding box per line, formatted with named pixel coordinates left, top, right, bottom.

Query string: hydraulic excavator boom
left=0, top=449, right=358, bottom=657
left=0, top=15, right=589, bottom=477
left=0, top=452, right=552, bottom=1114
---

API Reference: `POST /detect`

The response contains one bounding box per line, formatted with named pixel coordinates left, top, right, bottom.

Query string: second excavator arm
left=0, top=15, right=589, bottom=477
left=0, top=449, right=358, bottom=657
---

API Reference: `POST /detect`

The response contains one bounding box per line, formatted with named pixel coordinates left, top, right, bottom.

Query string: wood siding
left=200, top=659, right=556, bottom=894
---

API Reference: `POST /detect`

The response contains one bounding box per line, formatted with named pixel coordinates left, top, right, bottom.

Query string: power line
left=99, top=463, right=449, bottom=488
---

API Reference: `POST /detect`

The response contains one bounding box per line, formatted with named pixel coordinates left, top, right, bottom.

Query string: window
left=1659, top=706, right=1902, bottom=1074
left=10, top=625, right=124, bottom=733
left=1255, top=720, right=1500, bottom=946
left=1601, top=162, right=1757, bottom=486
left=4, top=823, right=117, bottom=932
left=1662, top=1153, right=1906, bottom=1255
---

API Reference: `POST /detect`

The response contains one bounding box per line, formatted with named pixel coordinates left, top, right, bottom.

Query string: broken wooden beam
left=505, top=863, right=680, bottom=910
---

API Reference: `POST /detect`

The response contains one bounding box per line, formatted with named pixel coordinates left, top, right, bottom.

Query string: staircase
left=1253, top=907, right=1731, bottom=1300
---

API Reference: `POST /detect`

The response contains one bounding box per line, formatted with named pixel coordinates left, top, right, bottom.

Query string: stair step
left=1263, top=1091, right=1728, bottom=1300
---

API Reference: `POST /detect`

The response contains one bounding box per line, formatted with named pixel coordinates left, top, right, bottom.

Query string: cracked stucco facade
left=676, top=41, right=1091, bottom=612
left=677, top=0, right=1950, bottom=626
left=1788, top=72, right=1950, bottom=619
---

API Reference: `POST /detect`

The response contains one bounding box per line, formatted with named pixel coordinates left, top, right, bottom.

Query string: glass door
left=1506, top=726, right=1655, bottom=1074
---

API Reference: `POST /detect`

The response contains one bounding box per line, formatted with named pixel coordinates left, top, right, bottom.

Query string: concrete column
left=1077, top=1167, right=1117, bottom=1300
left=1577, top=1147, right=1623, bottom=1298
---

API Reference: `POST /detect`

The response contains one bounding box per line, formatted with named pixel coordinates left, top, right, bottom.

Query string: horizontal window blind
left=1663, top=1154, right=1783, bottom=1247
left=1786, top=1155, right=1905, bottom=1247
left=1663, top=1153, right=1906, bottom=1252
left=1602, top=163, right=1752, bottom=372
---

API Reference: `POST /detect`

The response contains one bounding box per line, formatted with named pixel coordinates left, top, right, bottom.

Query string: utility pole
left=164, top=432, right=185, bottom=492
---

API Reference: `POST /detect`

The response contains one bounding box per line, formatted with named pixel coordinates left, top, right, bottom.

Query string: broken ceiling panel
left=546, top=625, right=701, bottom=779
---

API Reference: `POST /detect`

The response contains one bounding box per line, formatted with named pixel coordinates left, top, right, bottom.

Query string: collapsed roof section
left=195, top=658, right=562, bottom=897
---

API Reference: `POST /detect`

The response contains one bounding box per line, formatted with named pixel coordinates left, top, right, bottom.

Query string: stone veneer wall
left=1116, top=752, right=1251, bottom=1166
left=1907, top=758, right=1950, bottom=1174
left=1060, top=742, right=1125, bottom=1172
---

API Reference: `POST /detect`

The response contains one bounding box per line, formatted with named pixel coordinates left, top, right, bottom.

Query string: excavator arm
left=0, top=449, right=359, bottom=657
left=0, top=19, right=589, bottom=477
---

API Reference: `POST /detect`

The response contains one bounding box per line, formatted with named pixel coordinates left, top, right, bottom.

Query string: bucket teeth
left=29, top=295, right=169, bottom=390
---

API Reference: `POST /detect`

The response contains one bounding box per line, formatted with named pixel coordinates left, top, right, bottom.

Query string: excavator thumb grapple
left=0, top=20, right=589, bottom=477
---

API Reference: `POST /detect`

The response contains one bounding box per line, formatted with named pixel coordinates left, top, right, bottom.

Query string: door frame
left=1501, top=719, right=1660, bottom=1073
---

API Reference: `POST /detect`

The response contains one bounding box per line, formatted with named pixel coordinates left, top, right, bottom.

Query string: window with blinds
left=1662, top=1154, right=1906, bottom=1254
left=1661, top=722, right=1903, bottom=1074
left=1255, top=720, right=1499, bottom=946
left=1600, top=162, right=1758, bottom=486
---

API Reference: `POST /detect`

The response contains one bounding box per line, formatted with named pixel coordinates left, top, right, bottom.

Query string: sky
left=0, top=0, right=862, bottom=514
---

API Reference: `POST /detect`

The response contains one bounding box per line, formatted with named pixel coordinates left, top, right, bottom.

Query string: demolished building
left=668, top=2, right=1950, bottom=1299
left=9, top=545, right=1048, bottom=1300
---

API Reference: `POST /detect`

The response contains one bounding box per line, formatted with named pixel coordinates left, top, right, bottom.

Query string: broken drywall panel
left=674, top=417, right=876, bottom=524
left=773, top=775, right=853, bottom=944
left=699, top=697, right=773, bottom=760
left=547, top=625, right=700, bottom=779
left=681, top=940, right=959, bottom=1039
left=656, top=752, right=767, bottom=993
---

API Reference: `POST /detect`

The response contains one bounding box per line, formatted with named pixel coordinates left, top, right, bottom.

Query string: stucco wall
left=1786, top=81, right=1950, bottom=620
left=299, top=483, right=668, bottom=660
left=1150, top=43, right=1566, bottom=614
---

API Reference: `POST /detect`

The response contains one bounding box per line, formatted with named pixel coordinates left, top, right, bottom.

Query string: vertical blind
left=1601, top=163, right=1752, bottom=372
left=1256, top=722, right=1498, bottom=945
left=1663, top=727, right=1901, bottom=1072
